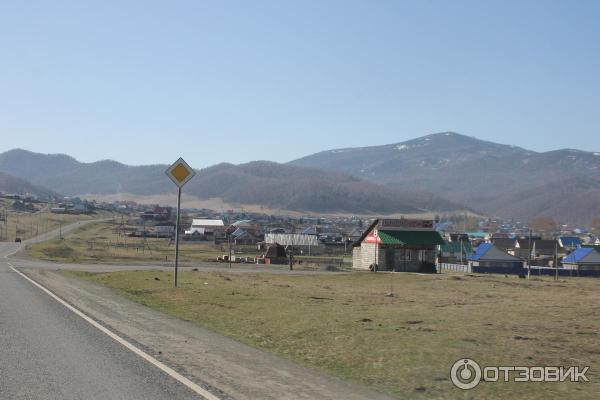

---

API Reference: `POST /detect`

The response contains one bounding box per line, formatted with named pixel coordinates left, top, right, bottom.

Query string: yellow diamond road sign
left=165, top=157, right=196, bottom=188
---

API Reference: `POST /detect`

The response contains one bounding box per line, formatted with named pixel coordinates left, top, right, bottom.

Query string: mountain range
left=291, top=132, right=600, bottom=224
left=0, top=171, right=59, bottom=199
left=1, top=132, right=598, bottom=223
left=0, top=149, right=462, bottom=214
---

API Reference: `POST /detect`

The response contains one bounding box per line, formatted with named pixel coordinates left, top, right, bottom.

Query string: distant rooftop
left=191, top=219, right=224, bottom=227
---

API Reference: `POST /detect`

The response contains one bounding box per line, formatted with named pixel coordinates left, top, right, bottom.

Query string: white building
left=185, top=219, right=225, bottom=235
left=264, top=233, right=319, bottom=247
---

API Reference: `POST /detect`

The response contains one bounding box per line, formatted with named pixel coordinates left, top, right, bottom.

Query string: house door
left=385, top=249, right=395, bottom=271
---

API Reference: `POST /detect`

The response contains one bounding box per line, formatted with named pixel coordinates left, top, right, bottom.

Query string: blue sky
left=1, top=0, right=598, bottom=167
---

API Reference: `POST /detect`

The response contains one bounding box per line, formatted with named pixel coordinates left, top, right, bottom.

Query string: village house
left=352, top=218, right=444, bottom=272
left=491, top=238, right=519, bottom=256
left=439, top=240, right=473, bottom=264
left=493, top=237, right=563, bottom=266
left=558, top=236, right=582, bottom=250
left=346, top=227, right=363, bottom=243
left=185, top=219, right=226, bottom=241
left=562, top=248, right=600, bottom=271
left=467, top=243, right=524, bottom=273
left=229, top=228, right=263, bottom=246
left=515, top=238, right=561, bottom=265
left=153, top=223, right=175, bottom=238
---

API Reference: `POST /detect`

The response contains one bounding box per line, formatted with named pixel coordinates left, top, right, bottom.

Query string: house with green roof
left=352, top=218, right=444, bottom=272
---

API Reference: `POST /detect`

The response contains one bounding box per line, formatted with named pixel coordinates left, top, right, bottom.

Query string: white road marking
left=7, top=262, right=222, bottom=400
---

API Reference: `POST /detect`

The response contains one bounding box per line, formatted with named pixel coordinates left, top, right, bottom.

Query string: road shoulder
left=20, top=268, right=393, bottom=400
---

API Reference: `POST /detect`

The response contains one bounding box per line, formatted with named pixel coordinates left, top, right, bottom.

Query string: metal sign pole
left=174, top=186, right=181, bottom=288
left=165, top=157, right=195, bottom=288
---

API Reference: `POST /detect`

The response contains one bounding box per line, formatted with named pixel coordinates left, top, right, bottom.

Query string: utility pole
left=373, top=228, right=378, bottom=271
left=554, top=239, right=558, bottom=281
left=287, top=221, right=297, bottom=271
left=527, top=229, right=532, bottom=280
left=228, top=232, right=232, bottom=269
left=289, top=226, right=294, bottom=271
left=141, top=218, right=146, bottom=254
left=0, top=208, right=4, bottom=241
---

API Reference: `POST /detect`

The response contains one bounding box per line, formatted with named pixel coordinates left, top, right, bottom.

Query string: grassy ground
left=26, top=220, right=232, bottom=264
left=0, top=199, right=110, bottom=242
left=64, top=269, right=600, bottom=399
left=26, top=220, right=352, bottom=267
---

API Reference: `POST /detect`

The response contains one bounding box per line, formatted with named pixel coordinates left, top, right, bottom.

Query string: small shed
left=264, top=243, right=288, bottom=265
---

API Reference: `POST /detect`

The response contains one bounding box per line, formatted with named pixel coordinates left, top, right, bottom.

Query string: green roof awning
left=378, top=230, right=445, bottom=246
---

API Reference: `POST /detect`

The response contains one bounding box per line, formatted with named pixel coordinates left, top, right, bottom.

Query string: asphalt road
left=0, top=242, right=206, bottom=400
left=1, top=221, right=392, bottom=400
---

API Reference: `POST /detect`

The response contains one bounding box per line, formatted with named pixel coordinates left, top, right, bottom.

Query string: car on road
left=15, top=238, right=22, bottom=243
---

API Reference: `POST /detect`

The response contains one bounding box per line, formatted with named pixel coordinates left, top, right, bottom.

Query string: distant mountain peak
left=4, top=147, right=77, bottom=159
left=289, top=132, right=600, bottom=224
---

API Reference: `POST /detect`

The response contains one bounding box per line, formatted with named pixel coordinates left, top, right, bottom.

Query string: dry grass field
left=0, top=198, right=110, bottom=242
left=26, top=220, right=352, bottom=268
left=64, top=269, right=600, bottom=399
left=26, top=220, right=237, bottom=264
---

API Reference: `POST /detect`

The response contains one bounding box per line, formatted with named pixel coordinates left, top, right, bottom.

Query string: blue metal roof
left=467, top=243, right=493, bottom=261
left=560, top=236, right=582, bottom=248
left=563, top=247, right=593, bottom=263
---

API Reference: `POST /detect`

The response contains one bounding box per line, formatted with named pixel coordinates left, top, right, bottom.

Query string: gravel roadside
left=21, top=268, right=394, bottom=400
